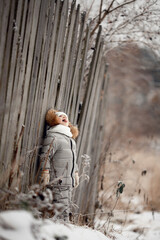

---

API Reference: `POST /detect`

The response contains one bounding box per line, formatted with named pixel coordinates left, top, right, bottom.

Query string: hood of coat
left=45, top=108, right=79, bottom=139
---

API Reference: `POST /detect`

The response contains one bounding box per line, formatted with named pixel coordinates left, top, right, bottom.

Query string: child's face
left=59, top=114, right=69, bottom=127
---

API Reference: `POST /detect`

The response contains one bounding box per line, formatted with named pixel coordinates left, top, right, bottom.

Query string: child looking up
left=40, top=109, right=79, bottom=220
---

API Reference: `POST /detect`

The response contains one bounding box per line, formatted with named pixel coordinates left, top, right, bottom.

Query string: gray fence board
left=33, top=0, right=56, bottom=135
left=48, top=0, right=68, bottom=106
left=19, top=0, right=41, bottom=157
left=63, top=4, right=80, bottom=113
left=77, top=26, right=102, bottom=160
left=29, top=0, right=56, bottom=185
left=0, top=0, right=4, bottom=39
left=74, top=27, right=103, bottom=213
left=0, top=0, right=11, bottom=78
left=41, top=0, right=58, bottom=113
left=16, top=0, right=36, bottom=138
left=0, top=0, right=23, bottom=169
left=73, top=21, right=91, bottom=125
left=85, top=62, right=107, bottom=215
left=4, top=0, right=29, bottom=170
left=0, top=0, right=16, bottom=158
left=27, top=0, right=50, bottom=150
left=67, top=12, right=86, bottom=121
left=21, top=0, right=49, bottom=188
left=86, top=42, right=104, bottom=153
left=56, top=0, right=77, bottom=110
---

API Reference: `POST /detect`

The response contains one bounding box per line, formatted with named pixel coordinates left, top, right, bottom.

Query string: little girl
left=40, top=109, right=79, bottom=220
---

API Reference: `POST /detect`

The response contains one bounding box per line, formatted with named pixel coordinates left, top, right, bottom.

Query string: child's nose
left=62, top=115, right=68, bottom=121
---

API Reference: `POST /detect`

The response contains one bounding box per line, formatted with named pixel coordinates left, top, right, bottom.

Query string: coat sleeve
left=75, top=157, right=79, bottom=174
left=73, top=141, right=79, bottom=172
left=40, top=132, right=57, bottom=171
left=75, top=162, right=78, bottom=172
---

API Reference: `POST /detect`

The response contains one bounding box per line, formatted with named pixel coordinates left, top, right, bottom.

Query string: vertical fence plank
left=0, top=0, right=11, bottom=79
left=41, top=0, right=58, bottom=114
left=86, top=42, right=104, bottom=154
left=10, top=0, right=38, bottom=186
left=0, top=0, right=24, bottom=170
left=29, top=0, right=56, bottom=185
left=0, top=0, right=16, bottom=160
left=67, top=12, right=86, bottom=121
left=74, top=30, right=104, bottom=213
left=48, top=0, right=69, bottom=106
left=63, top=4, right=80, bottom=113
left=55, top=0, right=77, bottom=110
left=16, top=0, right=37, bottom=139
left=3, top=0, right=29, bottom=178
left=85, top=62, right=108, bottom=216
left=73, top=21, right=91, bottom=125
left=77, top=26, right=102, bottom=160
left=0, top=0, right=4, bottom=38
left=20, top=0, right=50, bottom=188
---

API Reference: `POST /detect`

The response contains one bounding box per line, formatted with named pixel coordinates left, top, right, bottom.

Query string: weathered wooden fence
left=0, top=0, right=108, bottom=220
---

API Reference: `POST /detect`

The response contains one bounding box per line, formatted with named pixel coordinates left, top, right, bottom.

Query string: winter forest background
left=0, top=0, right=160, bottom=239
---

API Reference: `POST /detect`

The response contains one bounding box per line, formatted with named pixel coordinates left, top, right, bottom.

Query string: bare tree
left=77, top=0, right=160, bottom=55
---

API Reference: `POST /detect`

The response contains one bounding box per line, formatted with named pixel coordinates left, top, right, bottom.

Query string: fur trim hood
left=45, top=108, right=79, bottom=139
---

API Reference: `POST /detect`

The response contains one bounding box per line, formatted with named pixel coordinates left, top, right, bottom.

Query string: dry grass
left=100, top=45, right=160, bottom=213
left=100, top=136, right=160, bottom=212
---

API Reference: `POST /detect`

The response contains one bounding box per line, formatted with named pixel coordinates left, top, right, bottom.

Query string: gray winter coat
left=40, top=127, right=78, bottom=187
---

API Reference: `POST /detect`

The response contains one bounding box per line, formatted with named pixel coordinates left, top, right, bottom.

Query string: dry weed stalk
left=8, top=125, right=25, bottom=189
left=35, top=135, right=56, bottom=184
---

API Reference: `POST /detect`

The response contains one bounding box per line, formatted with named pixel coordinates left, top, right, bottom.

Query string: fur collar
left=49, top=124, right=72, bottom=138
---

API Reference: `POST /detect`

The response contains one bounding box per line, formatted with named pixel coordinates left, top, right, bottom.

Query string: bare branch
left=91, top=0, right=137, bottom=36
left=107, top=5, right=154, bottom=42
left=108, top=0, right=137, bottom=15
left=98, top=0, right=104, bottom=24
left=86, top=0, right=95, bottom=20
left=106, top=0, right=116, bottom=13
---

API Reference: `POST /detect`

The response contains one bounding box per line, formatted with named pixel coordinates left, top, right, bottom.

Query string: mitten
left=75, top=171, right=79, bottom=188
left=41, top=169, right=50, bottom=186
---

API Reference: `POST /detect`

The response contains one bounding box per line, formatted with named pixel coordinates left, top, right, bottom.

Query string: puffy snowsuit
left=40, top=126, right=78, bottom=219
left=40, top=128, right=78, bottom=186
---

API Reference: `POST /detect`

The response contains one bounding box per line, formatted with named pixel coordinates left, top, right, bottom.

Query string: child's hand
left=41, top=170, right=50, bottom=186
left=75, top=171, right=79, bottom=188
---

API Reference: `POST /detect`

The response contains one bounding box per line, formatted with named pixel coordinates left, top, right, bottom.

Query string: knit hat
left=55, top=112, right=68, bottom=119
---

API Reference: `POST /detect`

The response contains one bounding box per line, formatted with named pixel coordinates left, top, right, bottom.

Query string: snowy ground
left=0, top=210, right=160, bottom=240
left=0, top=210, right=108, bottom=240
left=95, top=211, right=160, bottom=240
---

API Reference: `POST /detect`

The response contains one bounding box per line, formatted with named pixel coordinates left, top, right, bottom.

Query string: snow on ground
left=95, top=211, right=160, bottom=240
left=0, top=210, right=108, bottom=240
left=122, top=211, right=160, bottom=240
left=0, top=210, right=160, bottom=240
